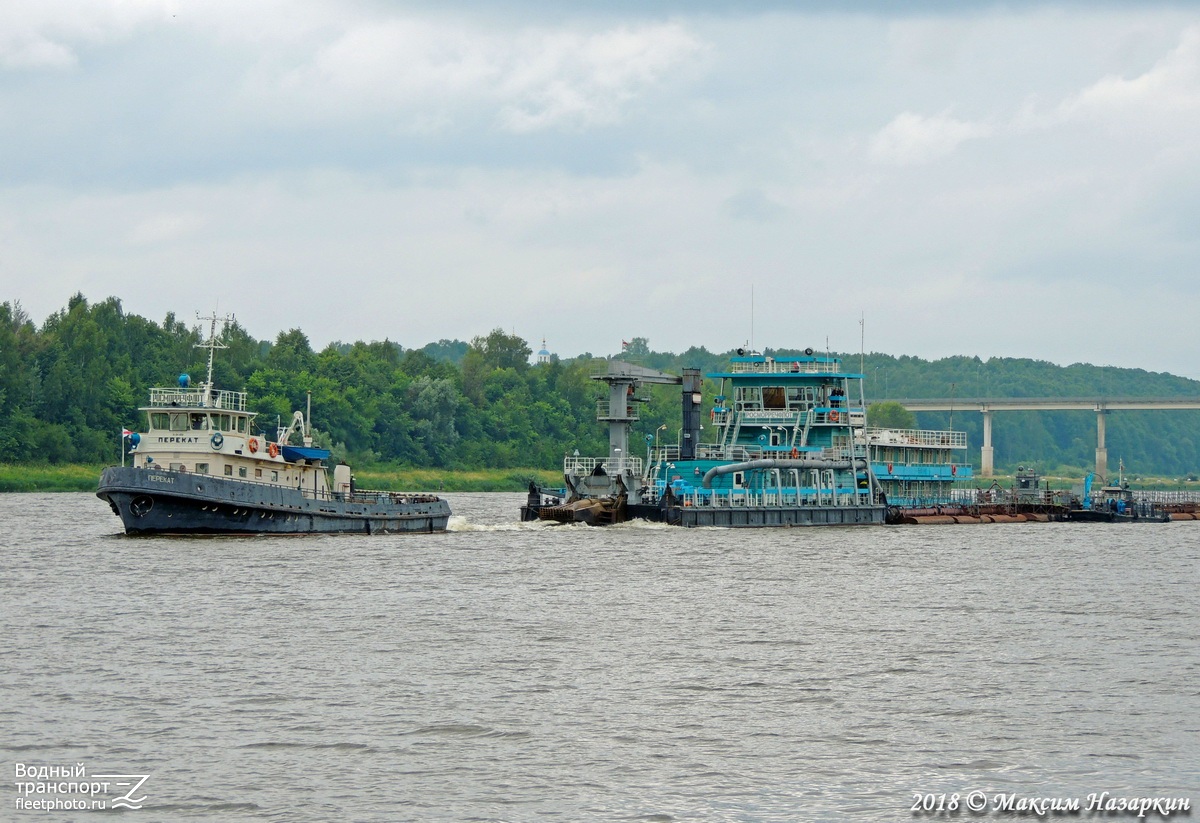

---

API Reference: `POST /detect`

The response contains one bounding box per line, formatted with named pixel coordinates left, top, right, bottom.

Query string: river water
left=1, top=492, right=1196, bottom=821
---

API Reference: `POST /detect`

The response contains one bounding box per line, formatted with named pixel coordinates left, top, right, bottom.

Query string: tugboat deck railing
left=654, top=445, right=762, bottom=462
left=565, top=456, right=644, bottom=476
left=596, top=401, right=638, bottom=421
left=147, top=387, right=248, bottom=411
left=715, top=408, right=866, bottom=427
left=647, top=487, right=874, bottom=508
left=860, top=427, right=966, bottom=448
left=650, top=444, right=866, bottom=463
left=727, top=360, right=842, bottom=375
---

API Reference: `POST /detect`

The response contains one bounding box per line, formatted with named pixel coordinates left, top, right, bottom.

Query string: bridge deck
left=888, top=397, right=1200, bottom=477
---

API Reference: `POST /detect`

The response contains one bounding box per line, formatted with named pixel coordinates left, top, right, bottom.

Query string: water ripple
left=0, top=493, right=1196, bottom=822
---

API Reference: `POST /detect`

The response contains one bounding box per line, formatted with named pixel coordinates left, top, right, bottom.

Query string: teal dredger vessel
left=527, top=349, right=894, bottom=527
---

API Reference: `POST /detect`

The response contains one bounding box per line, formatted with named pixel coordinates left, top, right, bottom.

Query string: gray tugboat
left=97, top=314, right=451, bottom=535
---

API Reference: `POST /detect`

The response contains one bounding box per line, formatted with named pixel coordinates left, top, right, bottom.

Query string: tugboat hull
left=98, top=467, right=450, bottom=535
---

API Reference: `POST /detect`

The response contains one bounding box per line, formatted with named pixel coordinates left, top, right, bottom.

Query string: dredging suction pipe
left=700, top=458, right=886, bottom=500
left=701, top=458, right=845, bottom=488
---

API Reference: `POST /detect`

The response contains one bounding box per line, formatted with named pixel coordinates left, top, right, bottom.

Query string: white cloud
left=267, top=17, right=702, bottom=133
left=127, top=212, right=208, bottom=246
left=722, top=189, right=786, bottom=222
left=1064, top=25, right=1200, bottom=119
left=0, top=37, right=77, bottom=71
left=0, top=0, right=173, bottom=70
left=868, top=111, right=993, bottom=165
left=291, top=19, right=499, bottom=102
left=496, top=24, right=702, bottom=132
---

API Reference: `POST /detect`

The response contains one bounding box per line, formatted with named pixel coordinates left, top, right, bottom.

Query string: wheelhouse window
left=235, top=416, right=247, bottom=433
left=150, top=412, right=170, bottom=430
left=735, top=386, right=762, bottom=410
left=170, top=413, right=188, bottom=431
left=213, top=414, right=231, bottom=431
left=786, top=386, right=815, bottom=408
left=189, top=413, right=209, bottom=430
left=762, top=387, right=786, bottom=410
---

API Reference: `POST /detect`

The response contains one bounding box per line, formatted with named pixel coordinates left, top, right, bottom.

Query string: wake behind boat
left=97, top=314, right=450, bottom=535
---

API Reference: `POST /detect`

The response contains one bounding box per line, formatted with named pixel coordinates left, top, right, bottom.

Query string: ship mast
left=195, top=312, right=233, bottom=406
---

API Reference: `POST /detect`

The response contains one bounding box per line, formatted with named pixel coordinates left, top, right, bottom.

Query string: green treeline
left=3, top=297, right=1200, bottom=477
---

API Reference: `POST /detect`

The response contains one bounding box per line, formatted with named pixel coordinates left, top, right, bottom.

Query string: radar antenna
left=195, top=312, right=234, bottom=406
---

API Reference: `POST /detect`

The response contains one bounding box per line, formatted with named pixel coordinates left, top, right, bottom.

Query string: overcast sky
left=3, top=1, right=1200, bottom=376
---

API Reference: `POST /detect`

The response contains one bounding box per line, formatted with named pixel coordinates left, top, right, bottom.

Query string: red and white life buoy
left=248, top=437, right=259, bottom=453
left=268, top=442, right=280, bottom=458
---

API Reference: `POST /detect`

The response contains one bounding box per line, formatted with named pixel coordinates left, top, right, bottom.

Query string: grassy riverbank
left=0, top=463, right=563, bottom=493
left=0, top=464, right=108, bottom=492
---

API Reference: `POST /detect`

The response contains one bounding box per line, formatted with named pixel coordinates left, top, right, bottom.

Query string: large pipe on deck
left=702, top=458, right=852, bottom=488
left=701, top=457, right=886, bottom=502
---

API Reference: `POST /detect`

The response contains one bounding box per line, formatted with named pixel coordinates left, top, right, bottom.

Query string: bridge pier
left=1095, top=410, right=1108, bottom=479
left=980, top=409, right=994, bottom=478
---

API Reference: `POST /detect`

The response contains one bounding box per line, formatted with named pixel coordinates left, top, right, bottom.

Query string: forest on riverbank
left=4, top=295, right=1200, bottom=479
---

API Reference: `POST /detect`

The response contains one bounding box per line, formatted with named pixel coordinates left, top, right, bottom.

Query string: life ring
left=210, top=432, right=224, bottom=450
left=790, top=447, right=799, bottom=459
left=887, top=462, right=893, bottom=473
left=248, top=437, right=259, bottom=453
left=830, top=411, right=840, bottom=423
left=268, top=442, right=280, bottom=458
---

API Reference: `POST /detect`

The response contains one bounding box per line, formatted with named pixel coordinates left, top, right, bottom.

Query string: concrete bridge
left=893, top=397, right=1200, bottom=478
